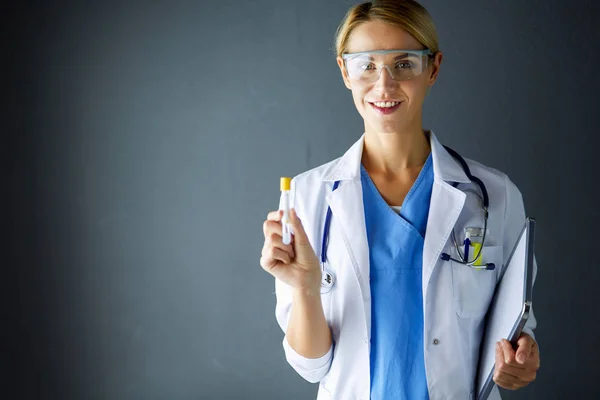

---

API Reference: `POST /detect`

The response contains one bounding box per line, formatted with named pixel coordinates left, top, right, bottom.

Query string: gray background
left=3, top=0, right=599, bottom=399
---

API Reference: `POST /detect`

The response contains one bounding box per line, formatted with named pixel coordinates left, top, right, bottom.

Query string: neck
left=362, top=127, right=431, bottom=176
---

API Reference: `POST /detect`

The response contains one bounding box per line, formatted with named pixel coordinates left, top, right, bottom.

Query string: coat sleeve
left=274, top=176, right=334, bottom=383
left=503, top=175, right=538, bottom=341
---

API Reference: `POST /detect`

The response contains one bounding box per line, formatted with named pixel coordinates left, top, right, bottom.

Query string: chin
left=368, top=121, right=407, bottom=135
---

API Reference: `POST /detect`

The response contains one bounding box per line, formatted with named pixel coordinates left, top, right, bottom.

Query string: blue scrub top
left=360, top=154, right=434, bottom=400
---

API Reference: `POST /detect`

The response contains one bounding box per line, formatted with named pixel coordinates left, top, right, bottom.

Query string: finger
left=516, top=334, right=535, bottom=364
left=260, top=247, right=292, bottom=270
left=493, top=375, right=521, bottom=391
left=264, top=231, right=295, bottom=259
left=263, top=218, right=282, bottom=239
left=263, top=216, right=295, bottom=259
left=495, top=362, right=529, bottom=380
left=495, top=342, right=523, bottom=376
left=500, top=339, right=517, bottom=366
left=267, top=210, right=283, bottom=221
left=494, top=370, right=524, bottom=385
left=532, top=342, right=539, bottom=357
left=529, top=338, right=540, bottom=358
left=495, top=341, right=503, bottom=367
left=529, top=344, right=541, bottom=370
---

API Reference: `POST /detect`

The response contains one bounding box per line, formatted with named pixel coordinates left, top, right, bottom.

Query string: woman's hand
left=260, top=208, right=321, bottom=294
left=493, top=334, right=540, bottom=390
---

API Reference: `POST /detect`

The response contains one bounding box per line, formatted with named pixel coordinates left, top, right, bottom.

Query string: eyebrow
left=351, top=53, right=416, bottom=61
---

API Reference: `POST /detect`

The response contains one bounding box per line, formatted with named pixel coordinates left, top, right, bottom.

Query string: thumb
left=516, top=335, right=533, bottom=364
left=516, top=348, right=528, bottom=364
left=289, top=208, right=310, bottom=246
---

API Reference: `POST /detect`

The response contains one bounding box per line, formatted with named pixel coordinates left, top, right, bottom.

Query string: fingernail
left=517, top=353, right=526, bottom=364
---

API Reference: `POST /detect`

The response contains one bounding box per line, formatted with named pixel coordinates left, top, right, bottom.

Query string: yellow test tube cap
left=280, top=177, right=291, bottom=191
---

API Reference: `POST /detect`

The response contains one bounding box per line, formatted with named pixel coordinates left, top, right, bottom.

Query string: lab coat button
left=433, top=338, right=440, bottom=345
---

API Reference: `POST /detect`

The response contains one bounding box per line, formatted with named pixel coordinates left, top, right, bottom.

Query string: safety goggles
left=342, top=49, right=433, bottom=83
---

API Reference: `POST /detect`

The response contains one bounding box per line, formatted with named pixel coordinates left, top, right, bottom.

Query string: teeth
left=373, top=101, right=400, bottom=108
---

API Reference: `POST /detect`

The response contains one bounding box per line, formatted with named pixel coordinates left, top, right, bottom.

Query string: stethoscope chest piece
left=320, top=264, right=335, bottom=294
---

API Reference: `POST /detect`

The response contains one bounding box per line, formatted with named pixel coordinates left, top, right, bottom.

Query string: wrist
left=292, top=284, right=322, bottom=300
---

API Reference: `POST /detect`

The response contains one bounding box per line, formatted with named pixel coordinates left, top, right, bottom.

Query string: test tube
left=280, top=177, right=292, bottom=245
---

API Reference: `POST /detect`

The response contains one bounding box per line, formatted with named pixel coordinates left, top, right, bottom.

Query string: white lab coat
left=274, top=131, right=537, bottom=400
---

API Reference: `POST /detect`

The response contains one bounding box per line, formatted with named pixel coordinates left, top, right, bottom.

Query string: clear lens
left=344, top=51, right=430, bottom=83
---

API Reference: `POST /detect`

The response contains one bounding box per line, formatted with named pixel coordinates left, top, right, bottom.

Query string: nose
left=374, top=65, right=397, bottom=89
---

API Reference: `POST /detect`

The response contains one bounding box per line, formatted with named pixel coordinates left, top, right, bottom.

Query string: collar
left=323, top=130, right=471, bottom=184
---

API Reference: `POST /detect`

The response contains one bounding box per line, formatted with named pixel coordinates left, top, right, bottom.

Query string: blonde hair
left=333, top=0, right=439, bottom=57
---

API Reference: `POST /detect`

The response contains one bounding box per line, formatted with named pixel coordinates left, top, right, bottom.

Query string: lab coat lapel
left=323, top=136, right=370, bottom=302
left=422, top=180, right=466, bottom=299
left=422, top=132, right=471, bottom=300
left=326, top=180, right=369, bottom=296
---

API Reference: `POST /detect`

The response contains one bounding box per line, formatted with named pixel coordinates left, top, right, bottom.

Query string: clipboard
left=476, top=217, right=536, bottom=400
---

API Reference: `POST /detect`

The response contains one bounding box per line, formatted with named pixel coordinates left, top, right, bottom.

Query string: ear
left=337, top=56, right=352, bottom=90
left=428, top=51, right=443, bottom=86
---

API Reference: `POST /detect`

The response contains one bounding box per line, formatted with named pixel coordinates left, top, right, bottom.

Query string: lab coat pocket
left=451, top=245, right=502, bottom=318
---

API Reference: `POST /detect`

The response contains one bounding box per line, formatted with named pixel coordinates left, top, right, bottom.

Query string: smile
left=369, top=101, right=402, bottom=114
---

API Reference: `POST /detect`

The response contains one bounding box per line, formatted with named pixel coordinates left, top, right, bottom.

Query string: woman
left=260, top=1, right=540, bottom=399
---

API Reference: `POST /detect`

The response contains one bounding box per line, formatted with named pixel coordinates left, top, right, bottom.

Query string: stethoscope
left=319, top=146, right=495, bottom=294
